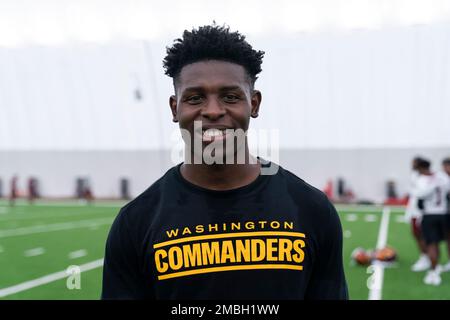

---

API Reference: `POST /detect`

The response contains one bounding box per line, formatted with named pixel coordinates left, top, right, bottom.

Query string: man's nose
left=201, top=98, right=226, bottom=120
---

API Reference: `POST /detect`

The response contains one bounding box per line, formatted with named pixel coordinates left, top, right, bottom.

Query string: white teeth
left=203, top=129, right=225, bottom=138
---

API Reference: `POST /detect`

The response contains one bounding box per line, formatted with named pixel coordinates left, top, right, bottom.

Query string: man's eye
left=223, top=94, right=240, bottom=103
left=186, top=95, right=203, bottom=104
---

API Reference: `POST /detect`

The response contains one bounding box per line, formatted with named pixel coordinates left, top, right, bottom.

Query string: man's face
left=169, top=60, right=261, bottom=162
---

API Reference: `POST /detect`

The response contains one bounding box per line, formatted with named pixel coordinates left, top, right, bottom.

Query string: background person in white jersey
left=441, top=157, right=450, bottom=272
left=412, top=158, right=450, bottom=286
left=406, top=156, right=430, bottom=272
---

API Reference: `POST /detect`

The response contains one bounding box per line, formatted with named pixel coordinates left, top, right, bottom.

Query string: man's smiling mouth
left=203, top=128, right=227, bottom=138
left=193, top=126, right=235, bottom=143
left=201, top=128, right=232, bottom=142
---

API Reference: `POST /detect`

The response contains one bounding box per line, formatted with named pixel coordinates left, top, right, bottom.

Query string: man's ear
left=169, top=95, right=178, bottom=123
left=250, top=90, right=262, bottom=118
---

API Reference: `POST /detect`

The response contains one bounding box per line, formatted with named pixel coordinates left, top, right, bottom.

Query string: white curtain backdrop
left=1, top=22, right=449, bottom=151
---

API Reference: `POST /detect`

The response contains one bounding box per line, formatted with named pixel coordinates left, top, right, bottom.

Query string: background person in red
left=9, top=175, right=18, bottom=207
left=27, top=177, right=39, bottom=204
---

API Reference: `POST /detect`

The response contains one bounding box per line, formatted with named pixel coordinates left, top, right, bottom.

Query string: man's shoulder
left=277, top=165, right=332, bottom=208
left=117, top=165, right=178, bottom=220
left=276, top=165, right=341, bottom=240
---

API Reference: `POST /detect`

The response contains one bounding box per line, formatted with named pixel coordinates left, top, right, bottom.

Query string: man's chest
left=140, top=200, right=318, bottom=298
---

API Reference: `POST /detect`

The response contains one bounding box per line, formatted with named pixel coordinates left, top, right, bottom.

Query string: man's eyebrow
left=181, top=85, right=245, bottom=93
left=218, top=86, right=244, bottom=92
left=181, top=86, right=204, bottom=94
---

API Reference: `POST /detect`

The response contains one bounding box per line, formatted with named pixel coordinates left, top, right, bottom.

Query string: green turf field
left=0, top=200, right=449, bottom=300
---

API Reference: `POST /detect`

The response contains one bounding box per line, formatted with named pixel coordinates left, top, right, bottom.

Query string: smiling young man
left=101, top=25, right=348, bottom=300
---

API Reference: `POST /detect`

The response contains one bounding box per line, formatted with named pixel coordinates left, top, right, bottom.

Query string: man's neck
left=180, top=154, right=261, bottom=191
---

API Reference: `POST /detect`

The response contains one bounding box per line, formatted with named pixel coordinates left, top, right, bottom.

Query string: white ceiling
left=1, top=0, right=450, bottom=47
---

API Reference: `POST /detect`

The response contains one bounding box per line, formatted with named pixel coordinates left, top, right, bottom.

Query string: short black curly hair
left=163, top=24, right=265, bottom=88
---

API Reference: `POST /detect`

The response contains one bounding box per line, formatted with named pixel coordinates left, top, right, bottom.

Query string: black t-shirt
left=101, top=161, right=348, bottom=300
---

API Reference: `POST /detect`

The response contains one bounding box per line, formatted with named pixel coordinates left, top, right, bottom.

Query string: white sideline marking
left=68, top=249, right=87, bottom=259
left=368, top=207, right=391, bottom=300
left=364, top=214, right=377, bottom=222
left=375, top=208, right=390, bottom=249
left=395, top=215, right=407, bottom=223
left=0, top=217, right=113, bottom=238
left=24, top=247, right=45, bottom=257
left=343, top=230, right=352, bottom=238
left=345, top=214, right=358, bottom=222
left=0, top=258, right=104, bottom=298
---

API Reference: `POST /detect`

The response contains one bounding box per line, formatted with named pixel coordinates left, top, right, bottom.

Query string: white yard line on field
left=395, top=215, right=407, bottom=223
left=0, top=258, right=104, bottom=298
left=68, top=249, right=88, bottom=259
left=0, top=218, right=113, bottom=238
left=345, top=213, right=358, bottom=222
left=375, top=208, right=390, bottom=249
left=368, top=207, right=391, bottom=301
left=24, top=247, right=45, bottom=257
left=364, top=214, right=377, bottom=222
